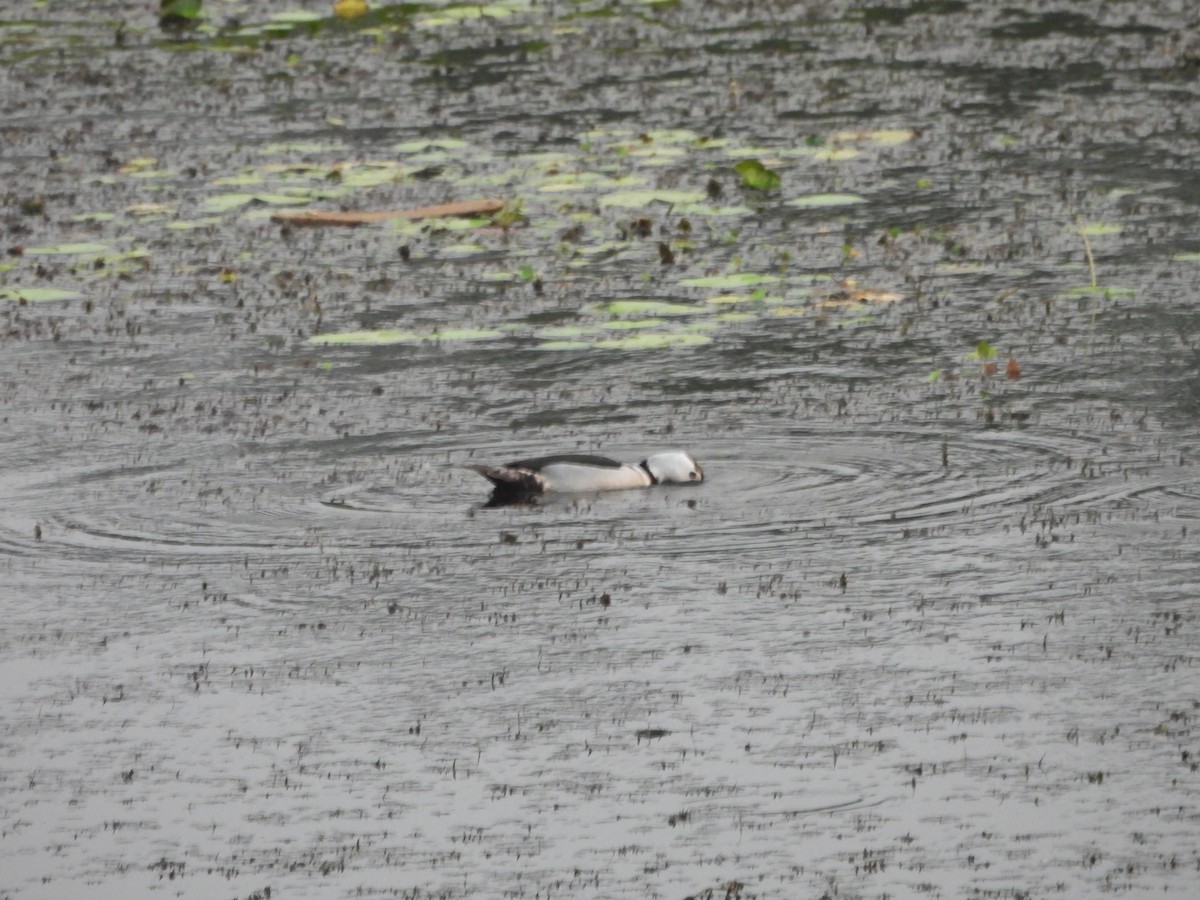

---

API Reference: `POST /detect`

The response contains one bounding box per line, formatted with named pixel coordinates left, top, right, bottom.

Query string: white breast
left=538, top=462, right=651, bottom=493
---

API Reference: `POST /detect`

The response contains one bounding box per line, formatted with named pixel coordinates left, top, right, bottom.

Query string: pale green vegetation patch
left=22, top=242, right=110, bottom=256
left=1077, top=222, right=1122, bottom=236
left=600, top=299, right=699, bottom=316
left=0, top=286, right=83, bottom=302
left=599, top=189, right=708, bottom=208
left=679, top=273, right=781, bottom=289
left=308, top=328, right=505, bottom=346
left=786, top=193, right=867, bottom=207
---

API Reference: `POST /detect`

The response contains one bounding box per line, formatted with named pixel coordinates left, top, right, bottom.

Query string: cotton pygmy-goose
left=465, top=451, right=703, bottom=502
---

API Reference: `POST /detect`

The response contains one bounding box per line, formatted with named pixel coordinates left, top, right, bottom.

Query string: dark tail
left=462, top=464, right=544, bottom=506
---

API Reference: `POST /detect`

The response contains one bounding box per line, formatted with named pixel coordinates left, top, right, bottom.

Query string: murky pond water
left=2, top=2, right=1199, bottom=898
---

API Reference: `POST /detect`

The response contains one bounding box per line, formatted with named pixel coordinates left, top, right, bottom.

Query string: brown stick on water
left=271, top=198, right=506, bottom=227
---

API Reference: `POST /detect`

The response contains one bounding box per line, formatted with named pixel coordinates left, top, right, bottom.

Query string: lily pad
left=786, top=193, right=867, bottom=208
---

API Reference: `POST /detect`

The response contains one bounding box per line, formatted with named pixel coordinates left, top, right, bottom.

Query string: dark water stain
left=1, top=2, right=1200, bottom=899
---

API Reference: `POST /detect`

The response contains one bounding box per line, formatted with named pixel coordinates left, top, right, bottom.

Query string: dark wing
left=463, top=463, right=548, bottom=505
left=504, top=453, right=623, bottom=471
left=463, top=464, right=541, bottom=489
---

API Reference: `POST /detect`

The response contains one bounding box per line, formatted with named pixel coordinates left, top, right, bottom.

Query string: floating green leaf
left=203, top=193, right=311, bottom=213
left=599, top=189, right=707, bottom=208
left=257, top=141, right=341, bottom=156
left=968, top=340, right=997, bottom=360
left=734, top=159, right=781, bottom=191
left=810, top=147, right=861, bottom=161
left=534, top=325, right=600, bottom=340
left=22, top=242, right=110, bottom=256
left=267, top=11, right=323, bottom=24
left=601, top=299, right=698, bottom=316
left=595, top=332, right=711, bottom=350
left=599, top=318, right=666, bottom=330
left=1077, top=222, right=1122, bottom=236
left=308, top=328, right=504, bottom=346
left=786, top=193, right=866, bottom=208
left=167, top=218, right=222, bottom=230
left=212, top=172, right=266, bottom=187
left=678, top=273, right=781, bottom=289
left=1063, top=285, right=1136, bottom=299
left=161, top=0, right=203, bottom=19
left=394, top=138, right=469, bottom=154
left=0, top=287, right=82, bottom=302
